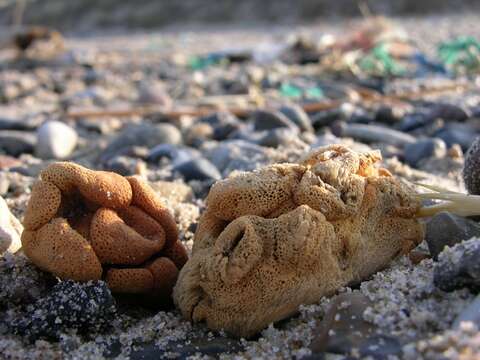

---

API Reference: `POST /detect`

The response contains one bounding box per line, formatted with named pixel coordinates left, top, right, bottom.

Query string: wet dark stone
left=311, top=108, right=343, bottom=129
left=427, top=103, right=469, bottom=122
left=425, top=212, right=480, bottom=260
left=11, top=280, right=116, bottom=341
left=464, top=137, right=480, bottom=195
left=174, top=157, right=221, bottom=181
left=435, top=125, right=477, bottom=151
left=434, top=238, right=480, bottom=292
left=403, top=138, right=446, bottom=168
left=100, top=123, right=182, bottom=162
left=0, top=130, right=36, bottom=156
left=310, top=293, right=376, bottom=355
left=374, top=106, right=400, bottom=125
left=251, top=109, right=298, bottom=131
left=256, top=128, right=299, bottom=148
left=279, top=104, right=314, bottom=133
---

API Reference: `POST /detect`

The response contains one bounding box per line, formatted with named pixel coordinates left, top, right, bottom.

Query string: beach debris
left=434, top=237, right=480, bottom=292
left=173, top=144, right=424, bottom=337
left=11, top=280, right=116, bottom=341
left=463, top=136, right=480, bottom=195
left=438, top=37, right=480, bottom=75
left=20, top=162, right=187, bottom=302
left=13, top=26, right=64, bottom=59
left=0, top=196, right=23, bottom=254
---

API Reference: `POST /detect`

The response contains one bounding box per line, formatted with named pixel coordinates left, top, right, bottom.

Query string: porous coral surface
left=174, top=144, right=424, bottom=337
left=21, top=162, right=187, bottom=301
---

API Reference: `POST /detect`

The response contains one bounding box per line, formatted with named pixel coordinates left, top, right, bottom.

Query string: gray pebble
left=463, top=136, right=480, bottom=195
left=333, top=122, right=416, bottom=147
left=101, top=123, right=182, bottom=162
left=426, top=212, right=480, bottom=259
left=279, top=104, right=314, bottom=133
left=403, top=138, right=446, bottom=168
left=435, top=124, right=477, bottom=151
left=0, top=130, right=36, bottom=156
left=174, top=157, right=221, bottom=181
left=251, top=109, right=298, bottom=131
left=434, top=237, right=480, bottom=292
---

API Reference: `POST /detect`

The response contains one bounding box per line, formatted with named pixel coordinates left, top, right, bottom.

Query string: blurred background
left=0, top=0, right=479, bottom=31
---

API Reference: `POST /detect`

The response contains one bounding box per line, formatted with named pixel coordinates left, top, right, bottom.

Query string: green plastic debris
left=187, top=54, right=225, bottom=70
left=438, top=36, right=480, bottom=74
left=280, top=83, right=303, bottom=98
left=358, top=43, right=406, bottom=77
left=280, top=83, right=324, bottom=99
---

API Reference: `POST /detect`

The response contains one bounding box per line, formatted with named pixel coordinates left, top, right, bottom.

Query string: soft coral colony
left=22, top=144, right=453, bottom=337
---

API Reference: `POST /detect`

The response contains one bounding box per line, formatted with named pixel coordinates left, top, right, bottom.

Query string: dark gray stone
left=428, top=103, right=469, bottom=122
left=251, top=109, right=298, bottom=131
left=434, top=238, right=480, bottom=292
left=435, top=125, right=477, bottom=151
left=147, top=144, right=201, bottom=166
left=11, top=280, right=116, bottom=342
left=0, top=130, right=36, bottom=156
left=374, top=106, right=400, bottom=125
left=279, top=104, right=314, bottom=133
left=403, top=138, right=447, bottom=168
left=174, top=157, right=221, bottom=181
left=310, top=293, right=375, bottom=354
left=101, top=123, right=182, bottom=162
left=206, top=140, right=270, bottom=175
left=333, top=122, right=416, bottom=147
left=426, top=212, right=480, bottom=259
left=257, top=128, right=299, bottom=148
left=464, top=137, right=480, bottom=195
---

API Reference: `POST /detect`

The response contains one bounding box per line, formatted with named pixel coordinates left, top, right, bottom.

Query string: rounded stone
left=36, top=121, right=78, bottom=159
left=464, top=136, right=480, bottom=195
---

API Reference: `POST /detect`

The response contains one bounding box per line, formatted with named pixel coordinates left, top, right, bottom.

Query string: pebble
left=100, top=123, right=182, bottom=162
left=206, top=140, right=270, bottom=175
left=310, top=292, right=401, bottom=358
left=463, top=136, right=480, bottom=195
left=0, top=130, right=36, bottom=156
left=257, top=128, right=299, bottom=148
left=427, top=103, right=469, bottom=122
left=35, top=121, right=78, bottom=159
left=279, top=104, right=314, bottom=132
left=0, top=117, right=37, bottom=131
left=0, top=196, right=22, bottom=254
left=103, top=156, right=146, bottom=176
left=435, top=124, right=477, bottom=151
left=425, top=212, right=480, bottom=260
left=11, top=280, right=116, bottom=341
left=434, top=237, right=480, bottom=292
left=453, top=294, right=480, bottom=329
left=147, top=144, right=201, bottom=166
left=251, top=109, right=298, bottom=131
left=199, top=111, right=242, bottom=141
left=332, top=122, right=416, bottom=147
left=174, top=157, right=221, bottom=182
left=137, top=81, right=173, bottom=107
left=403, top=138, right=447, bottom=168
